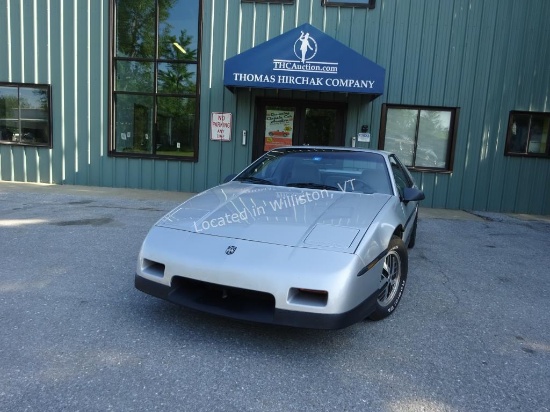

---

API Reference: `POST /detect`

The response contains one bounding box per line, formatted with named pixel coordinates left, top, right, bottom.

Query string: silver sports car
left=135, top=147, right=424, bottom=329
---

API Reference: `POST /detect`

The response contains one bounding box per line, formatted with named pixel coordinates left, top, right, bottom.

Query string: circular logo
left=294, top=32, right=318, bottom=63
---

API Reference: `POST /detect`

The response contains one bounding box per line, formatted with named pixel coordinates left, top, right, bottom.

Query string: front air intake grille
left=170, top=277, right=276, bottom=322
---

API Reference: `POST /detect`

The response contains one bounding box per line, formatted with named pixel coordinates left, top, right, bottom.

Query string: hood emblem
left=225, top=246, right=237, bottom=255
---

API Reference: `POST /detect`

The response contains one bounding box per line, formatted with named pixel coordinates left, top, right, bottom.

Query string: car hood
left=156, top=182, right=391, bottom=252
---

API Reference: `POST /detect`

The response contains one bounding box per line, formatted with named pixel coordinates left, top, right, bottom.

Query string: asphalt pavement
left=0, top=182, right=549, bottom=412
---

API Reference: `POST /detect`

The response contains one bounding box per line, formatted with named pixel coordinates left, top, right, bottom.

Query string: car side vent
left=142, top=259, right=165, bottom=278
left=288, top=288, right=328, bottom=307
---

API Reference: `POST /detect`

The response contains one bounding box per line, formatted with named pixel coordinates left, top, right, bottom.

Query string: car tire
left=407, top=216, right=417, bottom=249
left=368, top=236, right=408, bottom=321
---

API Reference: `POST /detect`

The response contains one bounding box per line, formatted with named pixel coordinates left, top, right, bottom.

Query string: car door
left=389, top=155, right=418, bottom=242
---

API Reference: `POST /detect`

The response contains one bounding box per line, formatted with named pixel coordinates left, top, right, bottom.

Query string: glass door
left=303, top=107, right=342, bottom=146
left=253, top=99, right=346, bottom=159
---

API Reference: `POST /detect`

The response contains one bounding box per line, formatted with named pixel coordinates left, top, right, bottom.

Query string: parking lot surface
left=1, top=182, right=549, bottom=412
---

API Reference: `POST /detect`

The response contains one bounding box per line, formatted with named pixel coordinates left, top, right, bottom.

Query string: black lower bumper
left=135, top=274, right=378, bottom=330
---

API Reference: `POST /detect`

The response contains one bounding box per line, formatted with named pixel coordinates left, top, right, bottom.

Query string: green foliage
left=115, top=0, right=158, bottom=58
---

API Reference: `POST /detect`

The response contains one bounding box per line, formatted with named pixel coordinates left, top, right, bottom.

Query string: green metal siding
left=0, top=0, right=109, bottom=186
left=0, top=0, right=549, bottom=214
left=371, top=0, right=550, bottom=214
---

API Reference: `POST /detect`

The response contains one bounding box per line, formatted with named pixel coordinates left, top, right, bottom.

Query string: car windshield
left=235, top=148, right=393, bottom=195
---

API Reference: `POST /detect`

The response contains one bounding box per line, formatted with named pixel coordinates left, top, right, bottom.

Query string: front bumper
left=135, top=274, right=378, bottom=329
left=135, top=226, right=384, bottom=329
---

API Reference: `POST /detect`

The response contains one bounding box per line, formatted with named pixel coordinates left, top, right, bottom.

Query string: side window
left=323, top=0, right=375, bottom=8
left=505, top=111, right=550, bottom=157
left=389, top=155, right=412, bottom=197
left=0, top=83, right=52, bottom=148
left=379, top=104, right=459, bottom=171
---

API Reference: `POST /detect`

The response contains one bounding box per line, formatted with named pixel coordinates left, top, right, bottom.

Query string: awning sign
left=224, top=23, right=385, bottom=95
left=210, top=112, right=232, bottom=141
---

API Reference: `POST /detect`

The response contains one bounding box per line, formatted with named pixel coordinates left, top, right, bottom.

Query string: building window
left=241, top=1, right=294, bottom=3
left=111, top=0, right=201, bottom=160
left=0, top=83, right=52, bottom=148
left=505, top=111, right=550, bottom=157
left=322, top=0, right=375, bottom=9
left=379, top=104, right=459, bottom=172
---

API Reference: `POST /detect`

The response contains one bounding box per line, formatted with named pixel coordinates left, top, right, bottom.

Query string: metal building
left=1, top=0, right=549, bottom=214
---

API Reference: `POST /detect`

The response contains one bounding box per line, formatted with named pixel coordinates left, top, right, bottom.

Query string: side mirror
left=402, top=187, right=425, bottom=203
left=223, top=173, right=237, bottom=183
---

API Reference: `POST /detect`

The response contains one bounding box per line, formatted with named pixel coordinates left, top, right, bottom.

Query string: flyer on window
left=264, top=109, right=294, bottom=151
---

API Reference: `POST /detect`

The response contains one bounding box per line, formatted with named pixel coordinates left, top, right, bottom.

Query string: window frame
left=322, top=0, right=375, bottom=9
left=378, top=103, right=459, bottom=173
left=389, top=154, right=413, bottom=197
left=0, top=82, right=53, bottom=148
left=241, top=0, right=294, bottom=4
left=108, top=0, right=202, bottom=162
left=504, top=111, right=550, bottom=158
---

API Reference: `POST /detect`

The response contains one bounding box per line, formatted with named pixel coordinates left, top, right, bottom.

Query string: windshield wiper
left=235, top=176, right=274, bottom=185
left=286, top=182, right=341, bottom=191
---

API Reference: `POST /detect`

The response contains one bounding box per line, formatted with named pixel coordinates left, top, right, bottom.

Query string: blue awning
left=224, top=23, right=385, bottom=95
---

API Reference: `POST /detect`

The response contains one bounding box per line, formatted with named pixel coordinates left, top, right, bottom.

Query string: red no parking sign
left=210, top=112, right=232, bottom=141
